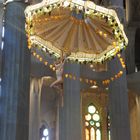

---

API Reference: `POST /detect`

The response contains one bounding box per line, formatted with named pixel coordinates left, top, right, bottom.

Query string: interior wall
left=129, top=92, right=140, bottom=140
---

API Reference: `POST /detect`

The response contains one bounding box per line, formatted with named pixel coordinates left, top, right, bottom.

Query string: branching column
left=0, top=1, right=30, bottom=140
left=60, top=63, right=82, bottom=140
left=29, top=78, right=43, bottom=140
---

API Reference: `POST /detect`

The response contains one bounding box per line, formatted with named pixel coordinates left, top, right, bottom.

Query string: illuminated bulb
left=117, top=54, right=121, bottom=58
left=122, top=65, right=126, bottom=68
left=120, top=58, right=123, bottom=61
left=121, top=61, right=125, bottom=65
left=33, top=52, right=36, bottom=56
left=50, top=65, right=53, bottom=69
left=52, top=67, right=56, bottom=71
left=104, top=33, right=107, bottom=38
left=39, top=57, right=43, bottom=62
left=28, top=45, right=31, bottom=49
left=115, top=47, right=120, bottom=52
left=113, top=42, right=116, bottom=46
left=65, top=74, right=68, bottom=78
left=99, top=31, right=103, bottom=36
left=44, top=62, right=48, bottom=65
left=90, top=65, right=93, bottom=68
left=36, top=55, right=39, bottom=59
left=120, top=71, right=123, bottom=74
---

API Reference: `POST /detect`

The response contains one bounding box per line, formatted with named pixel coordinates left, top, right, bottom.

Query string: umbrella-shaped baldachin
left=25, top=0, right=128, bottom=63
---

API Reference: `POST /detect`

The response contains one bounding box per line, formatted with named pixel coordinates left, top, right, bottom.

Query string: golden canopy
left=25, top=0, right=128, bottom=63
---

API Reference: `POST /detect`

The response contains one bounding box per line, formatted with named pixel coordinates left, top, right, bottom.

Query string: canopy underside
left=25, top=0, right=128, bottom=63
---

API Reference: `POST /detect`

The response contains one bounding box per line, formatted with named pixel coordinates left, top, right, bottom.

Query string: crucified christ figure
left=50, top=51, right=68, bottom=89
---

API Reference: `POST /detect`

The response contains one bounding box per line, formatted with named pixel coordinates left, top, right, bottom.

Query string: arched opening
left=40, top=123, right=49, bottom=140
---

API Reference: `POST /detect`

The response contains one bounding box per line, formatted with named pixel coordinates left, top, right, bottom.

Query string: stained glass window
left=40, top=125, right=49, bottom=140
left=85, top=103, right=101, bottom=140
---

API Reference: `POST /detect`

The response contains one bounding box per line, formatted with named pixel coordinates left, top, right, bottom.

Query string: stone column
left=59, top=63, right=81, bottom=140
left=108, top=56, right=131, bottom=140
left=125, top=27, right=136, bottom=74
left=0, top=1, right=30, bottom=140
left=29, top=78, right=43, bottom=140
left=108, top=1, right=131, bottom=140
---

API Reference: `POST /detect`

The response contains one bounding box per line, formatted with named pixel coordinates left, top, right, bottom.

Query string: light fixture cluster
left=25, top=0, right=128, bottom=63
left=31, top=49, right=126, bottom=88
left=102, top=53, right=126, bottom=86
